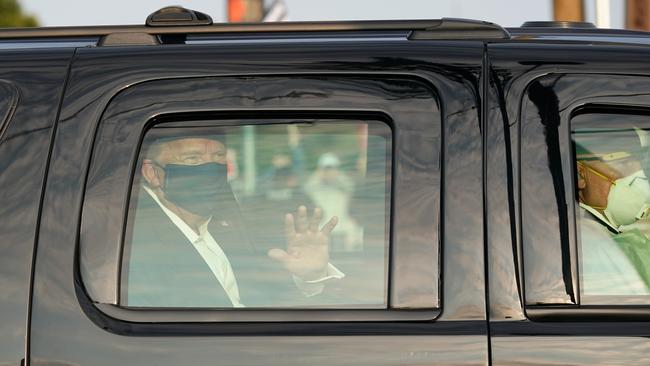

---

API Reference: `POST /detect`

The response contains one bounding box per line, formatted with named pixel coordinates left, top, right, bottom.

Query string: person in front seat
left=574, top=127, right=650, bottom=295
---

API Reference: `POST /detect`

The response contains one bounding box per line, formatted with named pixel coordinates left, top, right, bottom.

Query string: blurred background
left=2, top=0, right=650, bottom=30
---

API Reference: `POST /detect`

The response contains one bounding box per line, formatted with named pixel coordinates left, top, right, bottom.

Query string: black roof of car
left=1, top=6, right=650, bottom=48
left=508, top=25, right=650, bottom=45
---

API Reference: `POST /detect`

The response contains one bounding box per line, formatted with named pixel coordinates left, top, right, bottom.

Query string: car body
left=1, top=7, right=650, bottom=366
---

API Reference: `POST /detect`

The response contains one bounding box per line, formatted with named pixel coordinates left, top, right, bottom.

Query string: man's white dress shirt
left=579, top=203, right=649, bottom=296
left=144, top=186, right=344, bottom=307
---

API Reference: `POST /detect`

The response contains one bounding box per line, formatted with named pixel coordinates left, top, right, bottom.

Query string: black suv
left=2, top=6, right=650, bottom=366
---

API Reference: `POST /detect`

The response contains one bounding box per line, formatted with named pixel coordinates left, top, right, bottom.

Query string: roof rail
left=409, top=18, right=509, bottom=40
left=146, top=6, right=212, bottom=27
left=0, top=18, right=509, bottom=44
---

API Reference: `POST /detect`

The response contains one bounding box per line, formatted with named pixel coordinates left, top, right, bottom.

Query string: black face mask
left=158, top=162, right=229, bottom=217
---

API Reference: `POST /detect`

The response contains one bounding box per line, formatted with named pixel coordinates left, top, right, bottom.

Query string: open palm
left=268, top=206, right=338, bottom=281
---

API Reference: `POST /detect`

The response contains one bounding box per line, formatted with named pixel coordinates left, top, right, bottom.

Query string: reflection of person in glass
left=304, top=152, right=363, bottom=252
left=245, top=126, right=314, bottom=249
left=125, top=134, right=344, bottom=307
left=574, top=128, right=650, bottom=295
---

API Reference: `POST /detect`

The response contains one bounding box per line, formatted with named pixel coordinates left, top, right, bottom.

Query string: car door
left=0, top=46, right=74, bottom=366
left=30, top=33, right=487, bottom=366
left=487, top=42, right=650, bottom=365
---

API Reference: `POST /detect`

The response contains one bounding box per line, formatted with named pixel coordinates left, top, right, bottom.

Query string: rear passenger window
left=121, top=121, right=391, bottom=308
left=572, top=113, right=650, bottom=304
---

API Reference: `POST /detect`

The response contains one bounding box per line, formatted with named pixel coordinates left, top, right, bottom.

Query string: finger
left=268, top=248, right=291, bottom=265
left=284, top=213, right=296, bottom=239
left=296, top=205, right=308, bottom=233
left=309, top=207, right=322, bottom=232
left=320, top=216, right=339, bottom=235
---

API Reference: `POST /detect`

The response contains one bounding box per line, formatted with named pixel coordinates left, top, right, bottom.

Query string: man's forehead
left=159, top=137, right=225, bottom=151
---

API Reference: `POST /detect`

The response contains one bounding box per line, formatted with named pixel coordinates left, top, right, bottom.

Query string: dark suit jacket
left=122, top=189, right=299, bottom=308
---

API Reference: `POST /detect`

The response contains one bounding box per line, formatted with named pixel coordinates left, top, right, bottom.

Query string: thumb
left=268, top=248, right=290, bottom=264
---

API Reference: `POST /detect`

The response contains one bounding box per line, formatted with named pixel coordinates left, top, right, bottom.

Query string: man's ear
left=576, top=163, right=587, bottom=190
left=141, top=159, right=162, bottom=188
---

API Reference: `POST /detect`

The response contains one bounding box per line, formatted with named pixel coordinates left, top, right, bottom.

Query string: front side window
left=121, top=120, right=391, bottom=309
left=572, top=113, right=650, bottom=303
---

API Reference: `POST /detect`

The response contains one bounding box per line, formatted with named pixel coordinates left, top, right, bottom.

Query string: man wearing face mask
left=124, top=133, right=344, bottom=308
left=575, top=128, right=650, bottom=295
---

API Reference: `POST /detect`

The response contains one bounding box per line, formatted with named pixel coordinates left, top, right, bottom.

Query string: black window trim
left=96, top=303, right=440, bottom=323
left=76, top=74, right=444, bottom=327
left=519, top=75, right=579, bottom=309
left=571, top=106, right=650, bottom=307
left=101, top=115, right=442, bottom=323
left=119, top=117, right=395, bottom=313
left=523, top=96, right=650, bottom=321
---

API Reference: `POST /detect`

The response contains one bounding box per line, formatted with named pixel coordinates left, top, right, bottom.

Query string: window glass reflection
left=573, top=116, right=650, bottom=298
left=122, top=121, right=390, bottom=308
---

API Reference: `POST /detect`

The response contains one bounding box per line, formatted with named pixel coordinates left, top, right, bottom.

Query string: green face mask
left=604, top=170, right=650, bottom=227
left=158, top=162, right=229, bottom=217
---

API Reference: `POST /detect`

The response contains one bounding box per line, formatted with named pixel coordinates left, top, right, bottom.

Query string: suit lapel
left=125, top=189, right=232, bottom=307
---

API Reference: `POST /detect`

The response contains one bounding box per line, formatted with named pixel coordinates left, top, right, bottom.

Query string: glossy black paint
left=487, top=43, right=650, bottom=364
left=0, top=80, right=18, bottom=139
left=29, top=40, right=487, bottom=366
left=0, top=48, right=73, bottom=366
left=0, top=23, right=644, bottom=366
left=484, top=50, right=525, bottom=322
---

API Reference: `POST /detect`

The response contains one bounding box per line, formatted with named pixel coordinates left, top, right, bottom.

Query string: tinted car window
left=572, top=113, right=650, bottom=303
left=121, top=121, right=391, bottom=308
